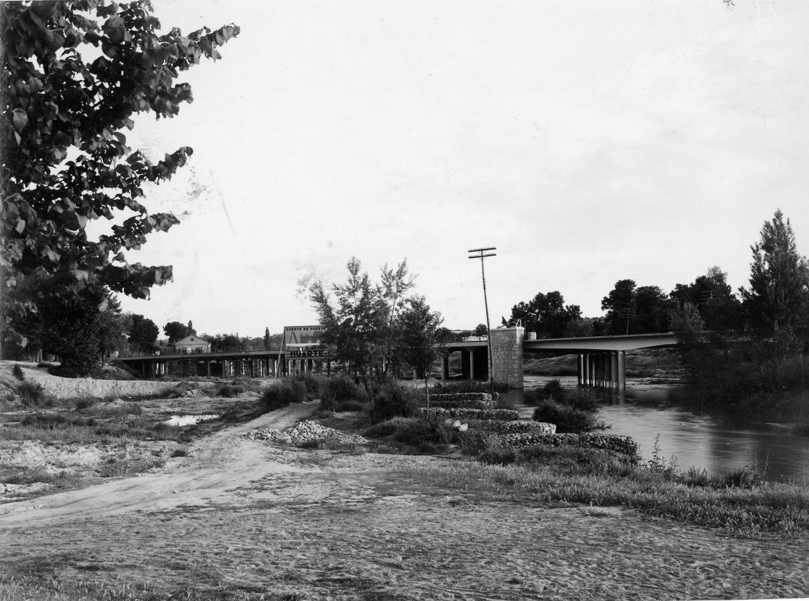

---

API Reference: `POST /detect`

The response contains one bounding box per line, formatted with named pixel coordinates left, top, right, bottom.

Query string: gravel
left=244, top=420, right=368, bottom=447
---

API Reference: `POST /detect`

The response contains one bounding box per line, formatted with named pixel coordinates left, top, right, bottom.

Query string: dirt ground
left=1, top=368, right=808, bottom=600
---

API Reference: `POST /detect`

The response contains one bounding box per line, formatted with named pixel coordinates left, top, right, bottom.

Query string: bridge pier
left=578, top=350, right=626, bottom=390
left=490, top=326, right=525, bottom=389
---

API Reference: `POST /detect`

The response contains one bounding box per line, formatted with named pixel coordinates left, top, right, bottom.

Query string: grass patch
left=0, top=413, right=189, bottom=444
left=400, top=458, right=809, bottom=536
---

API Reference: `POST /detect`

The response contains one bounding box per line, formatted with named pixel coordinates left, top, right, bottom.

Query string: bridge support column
left=441, top=356, right=449, bottom=382
left=469, top=349, right=476, bottom=381
left=577, top=354, right=584, bottom=387
left=617, top=350, right=626, bottom=390
left=490, top=326, right=525, bottom=388
left=611, top=352, right=618, bottom=388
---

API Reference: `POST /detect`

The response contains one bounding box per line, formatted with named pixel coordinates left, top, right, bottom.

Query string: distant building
left=175, top=335, right=211, bottom=354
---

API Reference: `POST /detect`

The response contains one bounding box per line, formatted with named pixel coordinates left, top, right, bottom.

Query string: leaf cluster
left=1, top=1, right=239, bottom=331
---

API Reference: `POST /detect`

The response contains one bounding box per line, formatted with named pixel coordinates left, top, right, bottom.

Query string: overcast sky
left=111, top=0, right=809, bottom=337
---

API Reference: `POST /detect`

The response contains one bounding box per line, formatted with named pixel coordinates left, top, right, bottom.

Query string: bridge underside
left=118, top=353, right=333, bottom=379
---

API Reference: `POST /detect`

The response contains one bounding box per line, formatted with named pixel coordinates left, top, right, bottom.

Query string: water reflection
left=509, top=376, right=809, bottom=482
left=165, top=414, right=219, bottom=427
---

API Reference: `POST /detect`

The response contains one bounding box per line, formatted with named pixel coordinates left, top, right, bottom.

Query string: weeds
left=15, top=380, right=55, bottom=407
left=258, top=378, right=307, bottom=413
left=402, top=457, right=809, bottom=536
left=12, top=364, right=25, bottom=381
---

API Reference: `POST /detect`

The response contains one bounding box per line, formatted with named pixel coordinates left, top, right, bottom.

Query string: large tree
left=127, top=313, right=158, bottom=353
left=163, top=320, right=192, bottom=344
left=310, top=257, right=388, bottom=389
left=602, top=280, right=672, bottom=335
left=1, top=1, right=238, bottom=352
left=601, top=279, right=636, bottom=335
left=397, top=295, right=443, bottom=403
left=741, top=210, right=809, bottom=334
left=502, top=291, right=581, bottom=338
left=670, top=266, right=743, bottom=333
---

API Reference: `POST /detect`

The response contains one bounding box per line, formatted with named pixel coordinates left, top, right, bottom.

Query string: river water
left=503, top=376, right=809, bottom=483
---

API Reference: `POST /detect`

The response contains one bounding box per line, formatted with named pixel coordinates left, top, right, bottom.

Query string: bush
left=214, top=383, right=245, bottom=398
left=321, top=376, right=367, bottom=410
left=15, top=380, right=55, bottom=407
left=533, top=400, right=598, bottom=433
left=542, top=378, right=564, bottom=401
left=12, top=364, right=24, bottom=381
left=368, top=381, right=421, bottom=423
left=392, top=413, right=454, bottom=452
left=333, top=399, right=367, bottom=412
left=74, top=397, right=95, bottom=411
left=293, top=373, right=328, bottom=400
left=259, top=379, right=307, bottom=413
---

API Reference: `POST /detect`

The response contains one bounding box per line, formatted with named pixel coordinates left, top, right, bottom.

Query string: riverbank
left=1, top=365, right=808, bottom=599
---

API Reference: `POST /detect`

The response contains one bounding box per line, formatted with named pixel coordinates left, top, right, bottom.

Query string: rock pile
left=244, top=420, right=367, bottom=447
left=475, top=420, right=556, bottom=435
left=429, top=393, right=495, bottom=410
left=421, top=407, right=520, bottom=421
left=498, top=432, right=638, bottom=457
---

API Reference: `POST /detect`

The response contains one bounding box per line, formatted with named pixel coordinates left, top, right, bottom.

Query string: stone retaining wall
left=421, top=407, right=520, bottom=421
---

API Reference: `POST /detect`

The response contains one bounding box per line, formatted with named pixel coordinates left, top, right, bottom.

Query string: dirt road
left=1, top=402, right=807, bottom=600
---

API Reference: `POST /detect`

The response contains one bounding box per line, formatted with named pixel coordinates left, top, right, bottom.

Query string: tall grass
left=400, top=456, right=809, bottom=536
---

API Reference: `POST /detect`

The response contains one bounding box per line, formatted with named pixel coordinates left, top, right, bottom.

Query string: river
left=503, top=376, right=809, bottom=483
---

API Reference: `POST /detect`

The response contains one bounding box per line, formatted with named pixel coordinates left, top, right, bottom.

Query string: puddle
left=164, top=414, right=220, bottom=427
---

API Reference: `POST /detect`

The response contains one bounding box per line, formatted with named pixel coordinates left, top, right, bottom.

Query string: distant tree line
left=502, top=210, right=808, bottom=345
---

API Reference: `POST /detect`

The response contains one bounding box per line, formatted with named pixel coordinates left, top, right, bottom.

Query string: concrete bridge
left=118, top=327, right=678, bottom=389
left=442, top=327, right=678, bottom=389
left=117, top=349, right=331, bottom=380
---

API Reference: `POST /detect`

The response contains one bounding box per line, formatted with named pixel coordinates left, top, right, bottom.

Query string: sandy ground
left=0, top=407, right=806, bottom=599
left=1, top=365, right=807, bottom=600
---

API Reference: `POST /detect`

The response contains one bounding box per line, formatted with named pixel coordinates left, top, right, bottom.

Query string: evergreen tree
left=741, top=210, right=809, bottom=333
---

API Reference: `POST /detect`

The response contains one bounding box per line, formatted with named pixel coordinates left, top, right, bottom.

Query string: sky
left=105, top=0, right=809, bottom=338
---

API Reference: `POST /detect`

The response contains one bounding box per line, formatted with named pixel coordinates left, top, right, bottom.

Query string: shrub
left=293, top=373, right=328, bottom=400
left=333, top=399, right=367, bottom=412
left=12, top=364, right=25, bottom=381
left=259, top=379, right=307, bottom=413
left=321, top=376, right=367, bottom=410
left=214, top=383, right=245, bottom=398
left=385, top=414, right=455, bottom=453
left=542, top=378, right=564, bottom=401
left=368, top=381, right=421, bottom=423
left=15, top=380, right=55, bottom=408
left=533, top=400, right=598, bottom=433
left=74, top=397, right=95, bottom=411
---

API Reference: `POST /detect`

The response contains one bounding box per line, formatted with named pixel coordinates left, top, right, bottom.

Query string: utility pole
left=468, top=247, right=496, bottom=394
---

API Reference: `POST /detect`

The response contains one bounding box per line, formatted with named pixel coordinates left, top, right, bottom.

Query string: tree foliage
left=310, top=257, right=442, bottom=388
left=163, top=320, right=192, bottom=344
left=127, top=312, right=157, bottom=353
left=398, top=295, right=443, bottom=399
left=0, top=1, right=239, bottom=346
left=502, top=291, right=581, bottom=338
left=601, top=280, right=671, bottom=335
left=741, top=210, right=809, bottom=334
left=670, top=266, right=743, bottom=333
